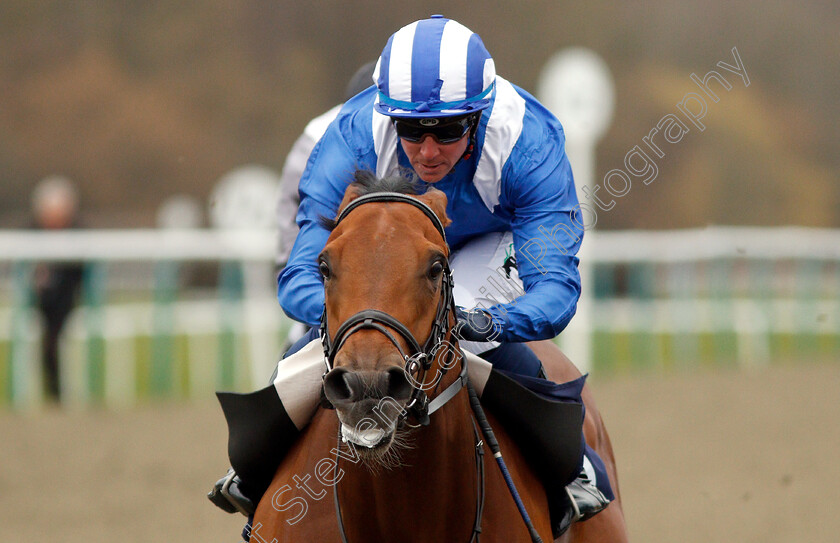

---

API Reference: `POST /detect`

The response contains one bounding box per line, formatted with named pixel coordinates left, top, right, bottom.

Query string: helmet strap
left=462, top=141, right=475, bottom=161
left=460, top=114, right=480, bottom=161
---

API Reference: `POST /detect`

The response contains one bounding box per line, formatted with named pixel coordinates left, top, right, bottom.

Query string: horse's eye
left=428, top=261, right=444, bottom=281
left=319, top=260, right=331, bottom=280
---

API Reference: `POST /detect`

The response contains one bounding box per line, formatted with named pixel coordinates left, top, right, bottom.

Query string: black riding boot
left=478, top=369, right=612, bottom=538
left=208, top=385, right=301, bottom=515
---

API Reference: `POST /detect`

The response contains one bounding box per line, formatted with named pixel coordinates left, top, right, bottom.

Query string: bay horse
left=249, top=175, right=628, bottom=542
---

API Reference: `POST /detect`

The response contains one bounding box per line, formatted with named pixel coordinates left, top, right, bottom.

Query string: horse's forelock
left=322, top=170, right=425, bottom=231
left=350, top=169, right=421, bottom=197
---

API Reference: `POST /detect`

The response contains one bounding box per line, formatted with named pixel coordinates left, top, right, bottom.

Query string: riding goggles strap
left=376, top=82, right=494, bottom=113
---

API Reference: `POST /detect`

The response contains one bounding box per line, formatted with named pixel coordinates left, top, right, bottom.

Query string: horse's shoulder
left=255, top=409, right=340, bottom=540
left=278, top=408, right=337, bottom=476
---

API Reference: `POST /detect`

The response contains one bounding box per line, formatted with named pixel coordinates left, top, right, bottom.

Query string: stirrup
left=554, top=470, right=610, bottom=536
left=566, top=470, right=610, bottom=522
left=207, top=469, right=256, bottom=516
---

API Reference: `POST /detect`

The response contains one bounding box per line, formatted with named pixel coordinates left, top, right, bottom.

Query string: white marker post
left=537, top=48, right=615, bottom=373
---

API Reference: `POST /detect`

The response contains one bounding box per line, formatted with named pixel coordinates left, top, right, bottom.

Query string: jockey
left=211, top=15, right=612, bottom=537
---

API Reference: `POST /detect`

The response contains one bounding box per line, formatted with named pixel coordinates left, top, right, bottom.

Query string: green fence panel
left=83, top=262, right=107, bottom=403
left=9, top=262, right=33, bottom=407
left=151, top=261, right=178, bottom=397
left=218, top=262, right=243, bottom=390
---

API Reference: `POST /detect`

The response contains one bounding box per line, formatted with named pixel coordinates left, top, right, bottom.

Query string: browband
left=334, top=192, right=447, bottom=245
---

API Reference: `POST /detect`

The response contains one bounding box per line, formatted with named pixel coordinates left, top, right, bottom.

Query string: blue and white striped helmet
left=373, top=15, right=496, bottom=118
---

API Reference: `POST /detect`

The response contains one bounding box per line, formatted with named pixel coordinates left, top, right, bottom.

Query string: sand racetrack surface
left=1, top=361, right=837, bottom=542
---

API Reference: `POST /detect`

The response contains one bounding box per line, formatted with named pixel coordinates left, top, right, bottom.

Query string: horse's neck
left=337, top=390, right=478, bottom=539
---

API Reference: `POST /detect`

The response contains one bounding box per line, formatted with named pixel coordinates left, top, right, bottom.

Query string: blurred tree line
left=0, top=0, right=837, bottom=228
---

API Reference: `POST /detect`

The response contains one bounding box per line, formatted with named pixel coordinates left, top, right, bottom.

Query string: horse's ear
left=336, top=183, right=366, bottom=217
left=419, top=187, right=452, bottom=228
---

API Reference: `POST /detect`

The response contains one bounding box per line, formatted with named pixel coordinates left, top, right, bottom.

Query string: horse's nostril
left=323, top=367, right=354, bottom=404
left=385, top=366, right=412, bottom=401
left=324, top=367, right=412, bottom=406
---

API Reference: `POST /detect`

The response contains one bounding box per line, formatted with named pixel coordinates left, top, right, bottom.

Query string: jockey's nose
left=323, top=366, right=412, bottom=407
left=418, top=136, right=442, bottom=159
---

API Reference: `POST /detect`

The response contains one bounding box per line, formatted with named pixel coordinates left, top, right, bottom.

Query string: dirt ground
left=1, top=361, right=838, bottom=543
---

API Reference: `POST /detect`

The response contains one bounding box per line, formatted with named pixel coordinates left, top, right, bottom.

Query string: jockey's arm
left=485, top=124, right=584, bottom=343
left=276, top=206, right=330, bottom=327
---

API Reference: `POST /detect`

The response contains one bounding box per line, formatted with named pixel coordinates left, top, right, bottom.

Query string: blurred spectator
left=31, top=175, right=84, bottom=402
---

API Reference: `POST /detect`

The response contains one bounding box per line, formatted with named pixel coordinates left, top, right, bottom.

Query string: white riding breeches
left=450, top=231, right=524, bottom=354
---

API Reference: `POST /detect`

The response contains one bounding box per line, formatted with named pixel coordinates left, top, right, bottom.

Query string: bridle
left=319, top=191, right=464, bottom=425
left=319, top=190, right=545, bottom=543
left=319, top=191, right=485, bottom=542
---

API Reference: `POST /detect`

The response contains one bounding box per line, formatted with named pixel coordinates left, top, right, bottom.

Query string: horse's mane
left=320, top=170, right=423, bottom=231
left=350, top=169, right=421, bottom=196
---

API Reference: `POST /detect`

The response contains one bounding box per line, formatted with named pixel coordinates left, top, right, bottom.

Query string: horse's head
left=320, top=171, right=455, bottom=466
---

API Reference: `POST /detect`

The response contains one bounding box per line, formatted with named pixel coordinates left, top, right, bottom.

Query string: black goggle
left=392, top=114, right=476, bottom=144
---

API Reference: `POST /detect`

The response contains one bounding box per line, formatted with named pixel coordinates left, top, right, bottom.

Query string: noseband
left=319, top=191, right=461, bottom=424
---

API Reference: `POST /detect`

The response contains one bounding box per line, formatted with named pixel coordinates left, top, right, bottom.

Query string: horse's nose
left=384, top=366, right=413, bottom=401
left=323, top=367, right=357, bottom=405
left=323, top=366, right=413, bottom=407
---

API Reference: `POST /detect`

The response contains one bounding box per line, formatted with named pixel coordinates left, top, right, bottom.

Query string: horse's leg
left=527, top=341, right=629, bottom=543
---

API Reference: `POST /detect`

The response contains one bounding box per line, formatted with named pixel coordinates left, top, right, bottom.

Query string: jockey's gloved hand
left=454, top=306, right=501, bottom=343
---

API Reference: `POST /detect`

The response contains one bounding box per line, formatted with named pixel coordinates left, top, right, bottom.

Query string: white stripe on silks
left=372, top=57, right=382, bottom=89
left=483, top=58, right=497, bottom=91
left=272, top=338, right=328, bottom=430
left=438, top=20, right=472, bottom=102
left=472, top=76, right=526, bottom=211
left=372, top=107, right=400, bottom=179
left=388, top=21, right=418, bottom=101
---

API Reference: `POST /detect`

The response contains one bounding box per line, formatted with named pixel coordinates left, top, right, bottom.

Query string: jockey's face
left=399, top=133, right=470, bottom=183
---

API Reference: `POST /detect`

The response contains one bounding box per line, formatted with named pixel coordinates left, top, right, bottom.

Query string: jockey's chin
left=400, top=134, right=470, bottom=184
left=414, top=163, right=453, bottom=183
